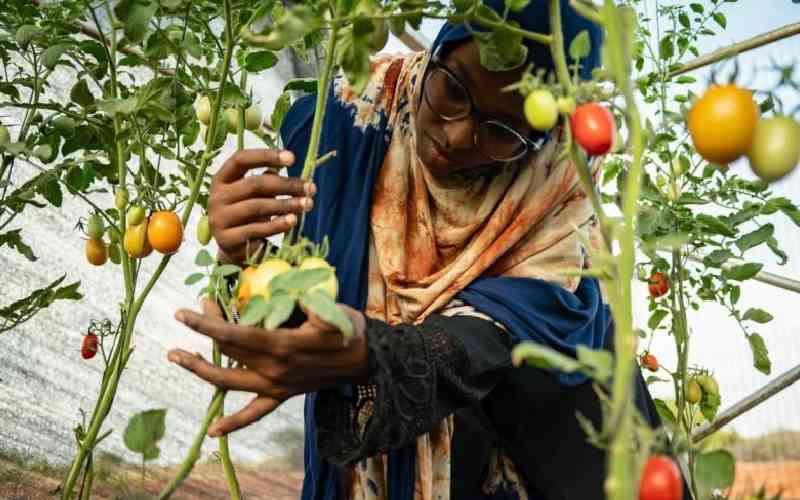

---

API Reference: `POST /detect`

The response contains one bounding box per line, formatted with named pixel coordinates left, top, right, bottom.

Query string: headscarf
left=281, top=2, right=606, bottom=499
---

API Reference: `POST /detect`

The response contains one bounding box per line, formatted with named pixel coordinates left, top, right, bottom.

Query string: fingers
left=202, top=297, right=225, bottom=319
left=167, top=349, right=266, bottom=392
left=220, top=196, right=312, bottom=227
left=208, top=396, right=282, bottom=437
left=214, top=149, right=295, bottom=184
left=176, top=309, right=275, bottom=352
left=213, top=216, right=298, bottom=255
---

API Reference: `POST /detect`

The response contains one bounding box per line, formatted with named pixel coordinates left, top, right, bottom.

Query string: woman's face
left=415, top=40, right=532, bottom=176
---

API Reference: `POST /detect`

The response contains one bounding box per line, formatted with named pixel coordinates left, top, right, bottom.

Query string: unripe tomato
left=244, top=105, right=263, bottom=131
left=81, top=334, right=99, bottom=360
left=746, top=116, right=800, bottom=182
left=688, top=84, right=758, bottom=165
left=639, top=456, right=683, bottom=500
left=695, top=374, right=720, bottom=398
left=556, top=96, right=576, bottom=115
left=127, top=206, right=146, bottom=227
left=686, top=378, right=702, bottom=405
left=108, top=242, right=121, bottom=265
left=524, top=90, right=559, bottom=131
left=124, top=222, right=153, bottom=258
left=147, top=211, right=183, bottom=254
left=195, top=96, right=211, bottom=125
left=115, top=188, right=128, bottom=211
left=641, top=353, right=659, bottom=372
left=224, top=108, right=239, bottom=133
left=0, top=125, right=11, bottom=146
left=571, top=103, right=615, bottom=155
left=196, top=215, right=212, bottom=245
left=248, top=259, right=292, bottom=303
left=648, top=272, right=669, bottom=298
left=86, top=214, right=105, bottom=240
left=85, top=239, right=108, bottom=266
left=299, top=256, right=339, bottom=299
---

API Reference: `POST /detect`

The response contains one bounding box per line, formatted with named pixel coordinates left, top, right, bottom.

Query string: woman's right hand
left=208, top=149, right=315, bottom=265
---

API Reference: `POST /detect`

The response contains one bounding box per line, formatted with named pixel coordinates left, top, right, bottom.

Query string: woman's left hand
left=168, top=298, right=368, bottom=437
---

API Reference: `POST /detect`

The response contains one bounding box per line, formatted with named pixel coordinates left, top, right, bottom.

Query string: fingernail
left=279, top=150, right=294, bottom=165
left=168, top=352, right=181, bottom=364
left=305, top=182, right=317, bottom=196
left=175, top=311, right=186, bottom=323
left=285, top=213, right=297, bottom=225
left=303, top=197, right=314, bottom=211
left=208, top=427, right=221, bottom=438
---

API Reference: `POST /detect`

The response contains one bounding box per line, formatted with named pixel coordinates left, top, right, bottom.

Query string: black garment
left=315, top=314, right=689, bottom=499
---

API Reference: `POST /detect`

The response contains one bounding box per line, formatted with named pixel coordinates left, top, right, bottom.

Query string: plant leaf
left=747, top=333, right=771, bottom=375
left=723, top=262, right=763, bottom=281
left=742, top=308, right=773, bottom=324
left=265, top=292, right=297, bottom=330
left=299, top=290, right=354, bottom=339
left=240, top=295, right=271, bottom=326
left=695, top=449, right=735, bottom=499
left=123, top=409, right=167, bottom=461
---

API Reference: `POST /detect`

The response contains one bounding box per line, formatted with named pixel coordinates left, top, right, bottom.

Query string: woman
left=168, top=1, right=678, bottom=498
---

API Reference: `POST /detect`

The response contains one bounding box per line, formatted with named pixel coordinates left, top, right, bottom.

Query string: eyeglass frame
left=420, top=49, right=548, bottom=163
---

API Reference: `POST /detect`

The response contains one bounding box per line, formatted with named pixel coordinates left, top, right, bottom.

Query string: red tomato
left=639, top=456, right=683, bottom=500
left=641, top=353, right=659, bottom=372
left=81, top=334, right=99, bottom=360
left=570, top=103, right=615, bottom=155
left=648, top=272, right=669, bottom=298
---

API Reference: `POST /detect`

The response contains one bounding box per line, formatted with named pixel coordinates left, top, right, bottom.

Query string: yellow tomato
left=688, top=84, right=759, bottom=165
left=248, top=259, right=292, bottom=302
left=124, top=221, right=153, bottom=258
left=299, top=256, right=339, bottom=299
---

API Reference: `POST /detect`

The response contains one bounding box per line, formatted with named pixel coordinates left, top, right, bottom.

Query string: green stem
left=213, top=343, right=241, bottom=500
left=549, top=0, right=573, bottom=93
left=158, top=390, right=226, bottom=500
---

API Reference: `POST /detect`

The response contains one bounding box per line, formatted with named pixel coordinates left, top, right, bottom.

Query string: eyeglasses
left=421, top=55, right=546, bottom=162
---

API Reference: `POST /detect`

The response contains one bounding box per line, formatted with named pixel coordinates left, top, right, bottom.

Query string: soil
left=731, top=461, right=800, bottom=499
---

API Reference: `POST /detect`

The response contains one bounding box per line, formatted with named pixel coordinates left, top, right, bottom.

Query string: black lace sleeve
left=315, top=313, right=512, bottom=465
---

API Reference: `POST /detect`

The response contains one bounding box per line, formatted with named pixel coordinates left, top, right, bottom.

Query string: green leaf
left=712, top=12, right=727, bottom=29
left=269, top=268, right=331, bottom=294
left=476, top=27, right=527, bottom=72
left=735, top=224, right=774, bottom=253
left=70, top=80, right=95, bottom=108
left=42, top=44, right=69, bottom=70
left=696, top=214, right=736, bottom=237
left=512, top=342, right=581, bottom=372
left=568, top=30, right=591, bottom=61
left=123, top=409, right=166, bottom=461
left=284, top=78, right=318, bottom=93
left=244, top=51, right=279, bottom=72
left=15, top=25, right=41, bottom=50
left=779, top=205, right=800, bottom=227
left=194, top=249, right=214, bottom=267
left=766, top=237, right=788, bottom=265
left=678, top=12, right=691, bottom=29
left=97, top=97, right=139, bottom=117
left=115, top=0, right=159, bottom=43
left=703, top=249, right=733, bottom=268
left=576, top=346, right=613, bottom=383
left=690, top=3, right=704, bottom=13
left=337, top=26, right=371, bottom=95
left=299, top=290, right=354, bottom=339
left=723, top=262, right=763, bottom=281
left=240, top=295, right=270, bottom=326
left=659, top=36, right=674, bottom=60
left=505, top=0, right=530, bottom=12
left=695, top=449, right=735, bottom=499
left=265, top=292, right=296, bottom=330
left=730, top=285, right=741, bottom=305
left=213, top=264, right=241, bottom=277
left=184, top=273, right=204, bottom=285
left=742, top=308, right=773, bottom=324
left=0, top=229, right=36, bottom=261
left=653, top=399, right=677, bottom=426
left=648, top=309, right=669, bottom=330
left=747, top=333, right=771, bottom=375
left=271, top=92, right=291, bottom=132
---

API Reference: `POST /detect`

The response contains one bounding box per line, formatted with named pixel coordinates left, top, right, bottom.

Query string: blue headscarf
left=282, top=2, right=605, bottom=499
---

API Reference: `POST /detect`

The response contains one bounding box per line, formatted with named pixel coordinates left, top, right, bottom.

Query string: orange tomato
left=85, top=239, right=108, bottom=266
left=688, top=84, right=759, bottom=165
left=147, top=211, right=183, bottom=254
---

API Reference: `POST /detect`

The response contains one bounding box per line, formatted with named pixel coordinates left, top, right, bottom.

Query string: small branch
left=692, top=364, right=800, bottom=443
left=683, top=253, right=800, bottom=295
left=313, top=150, right=337, bottom=168
left=569, top=0, right=603, bottom=25
left=671, top=21, right=800, bottom=77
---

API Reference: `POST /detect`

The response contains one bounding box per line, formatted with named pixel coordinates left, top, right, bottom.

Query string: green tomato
left=108, top=242, right=121, bottom=265
left=32, top=144, right=53, bottom=162
left=686, top=378, right=702, bottom=405
left=224, top=108, right=239, bottom=133
left=695, top=374, right=719, bottom=397
left=127, top=206, right=146, bottom=227
left=115, top=188, right=128, bottom=211
left=195, top=96, right=211, bottom=125
left=196, top=215, right=212, bottom=245
left=524, top=90, right=559, bottom=131
left=556, top=96, right=576, bottom=115
left=746, top=116, right=800, bottom=182
left=86, top=213, right=105, bottom=240
left=0, top=125, right=9, bottom=146
left=244, top=105, right=263, bottom=131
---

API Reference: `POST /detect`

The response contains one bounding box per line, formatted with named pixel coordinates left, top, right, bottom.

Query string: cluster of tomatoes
left=237, top=254, right=338, bottom=312
left=523, top=89, right=615, bottom=156
left=195, top=96, right=263, bottom=133
left=689, top=84, right=800, bottom=182
left=83, top=189, right=185, bottom=266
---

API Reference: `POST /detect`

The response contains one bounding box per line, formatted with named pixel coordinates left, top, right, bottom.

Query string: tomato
left=247, top=259, right=292, bottom=303
left=147, top=211, right=183, bottom=254
left=688, top=84, right=759, bottom=165
left=86, top=214, right=105, bottom=240
left=224, top=108, right=239, bottom=133
left=195, top=96, right=211, bottom=125
left=81, top=334, right=99, bottom=360
left=108, top=242, right=121, bottom=265
left=237, top=266, right=258, bottom=310
left=244, top=105, right=262, bottom=131
left=571, top=103, right=615, bottom=155
left=639, top=456, right=683, bottom=500
left=640, top=353, right=659, bottom=372
left=33, top=144, right=53, bottom=162
left=115, top=188, right=128, bottom=211
left=127, top=206, right=146, bottom=227
left=85, top=239, right=108, bottom=266
left=0, top=125, right=10, bottom=146
left=695, top=374, right=719, bottom=397
left=124, top=221, right=153, bottom=258
left=524, top=90, right=559, bottom=131
left=299, top=256, right=339, bottom=299
left=196, top=215, right=212, bottom=245
left=746, top=116, right=800, bottom=182
left=648, top=272, right=669, bottom=298
left=556, top=96, right=576, bottom=115
left=686, top=378, right=702, bottom=405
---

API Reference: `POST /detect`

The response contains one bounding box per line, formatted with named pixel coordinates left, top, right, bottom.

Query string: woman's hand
left=168, top=298, right=368, bottom=437
left=208, top=149, right=316, bottom=265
